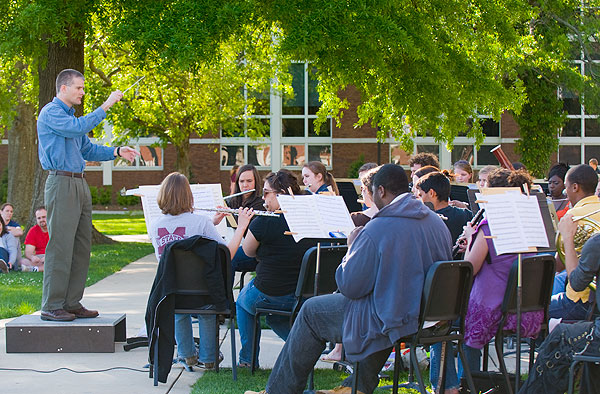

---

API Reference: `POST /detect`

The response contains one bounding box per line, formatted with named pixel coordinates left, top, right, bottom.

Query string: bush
left=118, top=194, right=140, bottom=206
left=98, top=185, right=112, bottom=205
left=347, top=154, right=365, bottom=178
left=90, top=185, right=112, bottom=205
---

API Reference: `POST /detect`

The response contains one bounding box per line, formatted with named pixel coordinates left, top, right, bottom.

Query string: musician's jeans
left=518, top=320, right=600, bottom=394
left=552, top=271, right=568, bottom=295
left=230, top=246, right=258, bottom=285
left=174, top=309, right=217, bottom=363
left=265, top=293, right=392, bottom=394
left=549, top=292, right=590, bottom=320
left=236, top=278, right=295, bottom=365
left=429, top=342, right=481, bottom=390
left=0, top=247, right=9, bottom=265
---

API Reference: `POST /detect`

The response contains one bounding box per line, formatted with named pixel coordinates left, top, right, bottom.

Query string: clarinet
left=452, top=208, right=485, bottom=259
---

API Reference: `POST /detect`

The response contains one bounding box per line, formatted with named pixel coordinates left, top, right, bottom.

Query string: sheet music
left=277, top=194, right=354, bottom=242
left=476, top=192, right=549, bottom=255
left=132, top=184, right=227, bottom=237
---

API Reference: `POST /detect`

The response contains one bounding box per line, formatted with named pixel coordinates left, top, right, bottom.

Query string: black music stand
left=300, top=237, right=347, bottom=394
left=480, top=189, right=556, bottom=393
left=337, top=181, right=363, bottom=213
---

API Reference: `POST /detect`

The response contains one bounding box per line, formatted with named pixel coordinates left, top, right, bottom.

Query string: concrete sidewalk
left=0, top=248, right=295, bottom=394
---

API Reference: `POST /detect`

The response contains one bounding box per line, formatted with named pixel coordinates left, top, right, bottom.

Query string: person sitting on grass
left=0, top=215, right=18, bottom=273
left=149, top=171, right=254, bottom=369
left=21, top=207, right=48, bottom=272
left=1, top=203, right=24, bottom=239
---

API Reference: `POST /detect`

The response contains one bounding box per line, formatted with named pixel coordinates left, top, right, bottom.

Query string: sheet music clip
left=284, top=231, right=298, bottom=236
left=475, top=200, right=488, bottom=204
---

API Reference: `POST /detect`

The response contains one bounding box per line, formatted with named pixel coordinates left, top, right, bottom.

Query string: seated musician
left=550, top=164, right=600, bottom=321
left=547, top=163, right=570, bottom=220
left=411, top=165, right=439, bottom=196
left=430, top=168, right=545, bottom=394
left=519, top=217, right=600, bottom=394
left=302, top=161, right=339, bottom=195
left=226, top=164, right=265, bottom=280
left=476, top=165, right=497, bottom=189
left=351, top=165, right=380, bottom=227
left=415, top=171, right=473, bottom=245
left=245, top=164, right=452, bottom=394
left=236, top=169, right=314, bottom=368
left=148, top=172, right=254, bottom=369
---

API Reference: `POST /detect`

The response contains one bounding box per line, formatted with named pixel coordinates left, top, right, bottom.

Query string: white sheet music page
left=277, top=194, right=354, bottom=242
left=277, top=195, right=324, bottom=242
left=134, top=184, right=228, bottom=238
left=314, top=195, right=355, bottom=235
left=476, top=192, right=548, bottom=254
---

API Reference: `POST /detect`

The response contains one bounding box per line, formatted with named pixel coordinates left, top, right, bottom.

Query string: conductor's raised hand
left=236, top=207, right=255, bottom=230
left=101, top=90, right=124, bottom=112
left=117, top=146, right=140, bottom=163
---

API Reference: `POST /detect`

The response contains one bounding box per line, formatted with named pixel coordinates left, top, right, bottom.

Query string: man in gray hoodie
left=245, top=164, right=453, bottom=394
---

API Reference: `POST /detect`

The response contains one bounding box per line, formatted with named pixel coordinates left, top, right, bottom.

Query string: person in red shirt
left=21, top=207, right=48, bottom=272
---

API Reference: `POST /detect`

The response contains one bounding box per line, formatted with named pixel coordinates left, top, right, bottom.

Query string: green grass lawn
left=0, top=242, right=154, bottom=319
left=193, top=367, right=425, bottom=394
left=92, top=212, right=147, bottom=235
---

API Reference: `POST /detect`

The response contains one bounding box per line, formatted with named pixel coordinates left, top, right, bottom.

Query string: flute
left=195, top=207, right=280, bottom=217
left=223, top=189, right=255, bottom=200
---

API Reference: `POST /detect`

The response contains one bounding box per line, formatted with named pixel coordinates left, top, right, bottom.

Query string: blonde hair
left=157, top=172, right=194, bottom=215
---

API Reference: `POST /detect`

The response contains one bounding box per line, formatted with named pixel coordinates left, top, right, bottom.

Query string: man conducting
left=245, top=164, right=453, bottom=394
left=37, top=69, right=139, bottom=322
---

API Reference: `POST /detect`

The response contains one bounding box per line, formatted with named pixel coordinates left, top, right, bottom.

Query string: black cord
left=0, top=366, right=148, bottom=374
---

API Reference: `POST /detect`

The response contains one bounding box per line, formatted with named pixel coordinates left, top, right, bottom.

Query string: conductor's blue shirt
left=37, top=97, right=116, bottom=173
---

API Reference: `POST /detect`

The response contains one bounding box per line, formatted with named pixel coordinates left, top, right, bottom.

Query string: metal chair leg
left=250, top=312, right=261, bottom=374
left=495, top=333, right=513, bottom=394
left=457, top=341, right=477, bottom=394
left=410, top=343, right=427, bottom=394
left=231, top=313, right=237, bottom=381
left=568, top=359, right=581, bottom=394
left=393, top=346, right=401, bottom=394
left=214, top=314, right=220, bottom=373
left=351, top=362, right=359, bottom=394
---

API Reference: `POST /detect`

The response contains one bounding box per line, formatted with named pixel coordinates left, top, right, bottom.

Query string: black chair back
left=420, top=260, right=473, bottom=325
left=501, top=255, right=555, bottom=317
left=295, top=245, right=348, bottom=300
left=172, top=243, right=233, bottom=310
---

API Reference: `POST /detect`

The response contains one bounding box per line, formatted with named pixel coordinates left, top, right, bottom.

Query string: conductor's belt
left=49, top=170, right=84, bottom=178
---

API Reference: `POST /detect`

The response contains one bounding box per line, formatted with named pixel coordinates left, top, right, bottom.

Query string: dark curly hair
left=264, top=169, right=302, bottom=195
left=488, top=168, right=533, bottom=192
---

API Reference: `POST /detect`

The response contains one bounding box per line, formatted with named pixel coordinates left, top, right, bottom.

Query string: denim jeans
left=174, top=310, right=217, bottom=363
left=236, top=278, right=296, bottom=365
left=549, top=291, right=590, bottom=320
left=429, top=342, right=481, bottom=390
left=0, top=247, right=9, bottom=263
left=266, top=293, right=392, bottom=394
left=519, top=320, right=600, bottom=394
left=552, top=271, right=568, bottom=295
left=230, top=245, right=258, bottom=285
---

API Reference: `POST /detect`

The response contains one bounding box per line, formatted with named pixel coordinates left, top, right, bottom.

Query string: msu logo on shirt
left=156, top=227, right=186, bottom=258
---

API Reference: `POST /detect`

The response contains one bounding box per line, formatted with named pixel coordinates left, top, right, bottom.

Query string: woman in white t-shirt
left=149, top=172, right=254, bottom=369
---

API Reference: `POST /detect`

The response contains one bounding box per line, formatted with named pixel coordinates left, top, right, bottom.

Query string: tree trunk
left=175, top=137, right=192, bottom=180
left=6, top=63, right=40, bottom=230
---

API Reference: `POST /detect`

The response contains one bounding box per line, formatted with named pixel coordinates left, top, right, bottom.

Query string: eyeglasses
left=263, top=189, right=277, bottom=197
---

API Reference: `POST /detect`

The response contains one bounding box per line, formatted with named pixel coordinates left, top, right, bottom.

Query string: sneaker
left=21, top=265, right=38, bottom=272
left=184, top=355, right=198, bottom=367
left=197, top=351, right=224, bottom=370
left=0, top=259, right=8, bottom=274
left=244, top=391, right=268, bottom=394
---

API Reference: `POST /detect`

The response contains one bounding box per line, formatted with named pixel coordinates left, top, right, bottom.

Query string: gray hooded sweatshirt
left=336, top=192, right=452, bottom=361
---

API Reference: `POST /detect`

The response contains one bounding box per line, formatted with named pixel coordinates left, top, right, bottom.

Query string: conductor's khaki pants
left=42, top=174, right=92, bottom=312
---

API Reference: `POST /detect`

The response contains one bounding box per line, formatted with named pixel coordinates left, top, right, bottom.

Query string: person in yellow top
left=551, top=164, right=600, bottom=320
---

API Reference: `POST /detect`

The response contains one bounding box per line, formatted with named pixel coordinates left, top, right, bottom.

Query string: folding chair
left=352, top=260, right=476, bottom=394
left=149, top=239, right=237, bottom=385
left=483, top=254, right=555, bottom=394
left=250, top=245, right=348, bottom=374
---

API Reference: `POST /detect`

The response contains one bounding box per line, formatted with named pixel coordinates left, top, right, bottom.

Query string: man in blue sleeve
left=37, top=68, right=139, bottom=322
